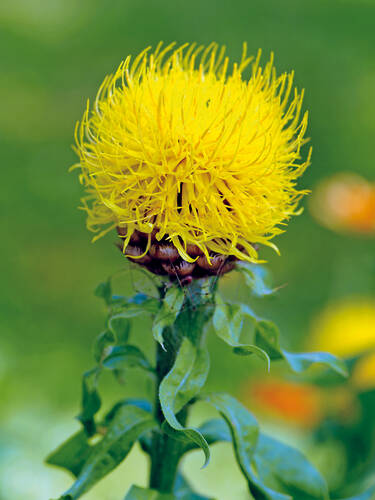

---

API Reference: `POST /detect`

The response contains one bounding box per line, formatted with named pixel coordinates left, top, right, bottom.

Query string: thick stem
left=148, top=280, right=215, bottom=493
left=149, top=336, right=187, bottom=493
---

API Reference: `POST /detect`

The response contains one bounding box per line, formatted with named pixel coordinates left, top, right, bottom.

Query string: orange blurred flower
left=310, top=174, right=375, bottom=234
left=244, top=378, right=323, bottom=429
left=243, top=377, right=358, bottom=429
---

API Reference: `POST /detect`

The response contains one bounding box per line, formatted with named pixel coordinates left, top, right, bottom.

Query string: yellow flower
left=74, top=42, right=310, bottom=263
left=310, top=299, right=375, bottom=357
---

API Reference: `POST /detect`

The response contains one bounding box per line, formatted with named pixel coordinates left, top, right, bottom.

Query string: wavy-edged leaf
left=246, top=471, right=291, bottom=500
left=212, top=299, right=270, bottom=369
left=255, top=320, right=348, bottom=377
left=200, top=393, right=259, bottom=480
left=47, top=399, right=152, bottom=479
left=111, top=296, right=160, bottom=319
left=253, top=434, right=329, bottom=500
left=108, top=315, right=131, bottom=343
left=181, top=418, right=231, bottom=454
left=236, top=262, right=275, bottom=297
left=103, top=398, right=152, bottom=424
left=102, top=345, right=154, bottom=373
left=198, top=418, right=232, bottom=445
left=153, top=286, right=185, bottom=346
left=282, top=350, right=348, bottom=377
left=159, top=337, right=210, bottom=465
left=124, top=485, right=174, bottom=499
left=61, top=405, right=156, bottom=499
left=46, top=430, right=91, bottom=478
left=77, top=367, right=101, bottom=436
left=198, top=394, right=299, bottom=500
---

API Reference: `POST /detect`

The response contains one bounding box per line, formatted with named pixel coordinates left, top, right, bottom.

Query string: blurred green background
left=1, top=0, right=375, bottom=498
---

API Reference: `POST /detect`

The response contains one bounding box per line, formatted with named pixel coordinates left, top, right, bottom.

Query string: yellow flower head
left=75, top=42, right=310, bottom=262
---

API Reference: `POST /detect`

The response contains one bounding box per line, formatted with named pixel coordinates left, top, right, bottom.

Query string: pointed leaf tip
left=212, top=298, right=269, bottom=369
left=236, top=262, right=276, bottom=297
left=159, top=337, right=211, bottom=466
left=255, top=319, right=348, bottom=377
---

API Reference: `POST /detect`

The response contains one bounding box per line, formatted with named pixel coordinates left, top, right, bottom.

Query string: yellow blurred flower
left=310, top=299, right=375, bottom=358
left=352, top=351, right=375, bottom=390
left=310, top=299, right=375, bottom=390
left=310, top=174, right=375, bottom=235
left=74, top=42, right=310, bottom=263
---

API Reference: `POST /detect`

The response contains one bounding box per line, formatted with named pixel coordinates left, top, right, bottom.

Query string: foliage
left=47, top=266, right=368, bottom=500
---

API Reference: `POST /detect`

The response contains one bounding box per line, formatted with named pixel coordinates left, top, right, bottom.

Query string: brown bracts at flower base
left=116, top=226, right=237, bottom=284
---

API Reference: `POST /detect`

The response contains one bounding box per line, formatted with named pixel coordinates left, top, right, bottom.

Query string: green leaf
left=236, top=262, right=275, bottom=297
left=124, top=485, right=174, bottom=499
left=212, top=299, right=270, bottom=369
left=93, top=330, right=116, bottom=363
left=181, top=418, right=231, bottom=454
left=174, top=473, right=214, bottom=499
left=174, top=287, right=214, bottom=346
left=198, top=418, right=231, bottom=445
left=94, top=280, right=112, bottom=304
left=111, top=297, right=160, bottom=319
left=46, top=430, right=91, bottom=477
left=102, top=345, right=154, bottom=373
left=77, top=367, right=101, bottom=436
left=200, top=393, right=259, bottom=481
left=246, top=472, right=291, bottom=500
left=103, top=398, right=152, bottom=424
left=254, top=320, right=283, bottom=360
left=153, top=286, right=185, bottom=346
left=108, top=315, right=131, bottom=343
left=188, top=398, right=327, bottom=500
left=47, top=399, right=153, bottom=480
left=253, top=434, right=329, bottom=499
left=339, top=484, right=375, bottom=500
left=282, top=350, right=348, bottom=377
left=196, top=395, right=288, bottom=500
left=159, top=337, right=210, bottom=465
left=255, top=320, right=348, bottom=377
left=62, top=405, right=156, bottom=499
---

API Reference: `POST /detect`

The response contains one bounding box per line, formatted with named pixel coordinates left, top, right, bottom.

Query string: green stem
left=149, top=334, right=187, bottom=493
left=148, top=280, right=215, bottom=493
